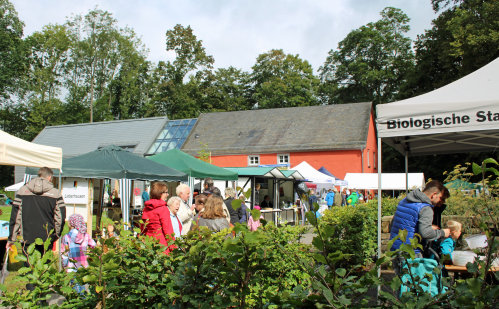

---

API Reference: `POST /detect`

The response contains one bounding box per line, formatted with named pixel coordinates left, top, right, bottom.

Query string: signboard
left=62, top=178, right=89, bottom=204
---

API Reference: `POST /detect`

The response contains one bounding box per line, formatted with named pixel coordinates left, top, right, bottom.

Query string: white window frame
left=373, top=151, right=376, bottom=169
left=277, top=153, right=290, bottom=165
left=248, top=155, right=260, bottom=166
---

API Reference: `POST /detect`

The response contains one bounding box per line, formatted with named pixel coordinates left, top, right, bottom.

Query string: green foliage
left=251, top=49, right=319, bottom=109
left=401, top=0, right=499, bottom=99
left=319, top=7, right=414, bottom=105
left=364, top=196, right=403, bottom=217
left=319, top=204, right=378, bottom=267
left=0, top=0, right=26, bottom=99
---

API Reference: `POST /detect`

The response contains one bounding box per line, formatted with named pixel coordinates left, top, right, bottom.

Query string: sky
left=11, top=0, right=437, bottom=72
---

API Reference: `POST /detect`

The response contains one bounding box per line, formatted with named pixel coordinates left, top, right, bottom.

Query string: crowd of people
left=6, top=168, right=462, bottom=296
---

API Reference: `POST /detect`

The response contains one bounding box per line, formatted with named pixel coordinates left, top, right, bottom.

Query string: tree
left=319, top=7, right=414, bottom=105
left=65, top=9, right=148, bottom=122
left=154, top=24, right=214, bottom=119
left=0, top=0, right=26, bottom=100
left=202, top=66, right=252, bottom=112
left=400, top=0, right=499, bottom=99
left=250, top=49, right=319, bottom=109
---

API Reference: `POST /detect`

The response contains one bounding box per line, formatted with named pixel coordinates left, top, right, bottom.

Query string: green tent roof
left=27, top=145, right=187, bottom=181
left=148, top=149, right=237, bottom=180
left=281, top=170, right=305, bottom=180
left=225, top=167, right=287, bottom=178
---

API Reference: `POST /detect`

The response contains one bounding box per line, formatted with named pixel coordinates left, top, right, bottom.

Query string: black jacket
left=9, top=177, right=66, bottom=244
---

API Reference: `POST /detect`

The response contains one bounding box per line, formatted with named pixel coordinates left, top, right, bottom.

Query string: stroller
left=399, top=246, right=447, bottom=297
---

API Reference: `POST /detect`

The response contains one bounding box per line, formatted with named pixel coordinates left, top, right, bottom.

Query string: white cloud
left=11, top=0, right=437, bottom=72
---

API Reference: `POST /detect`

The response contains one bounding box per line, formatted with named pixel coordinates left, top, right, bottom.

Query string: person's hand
left=432, top=225, right=440, bottom=230
left=442, top=228, right=450, bottom=238
left=5, top=242, right=12, bottom=250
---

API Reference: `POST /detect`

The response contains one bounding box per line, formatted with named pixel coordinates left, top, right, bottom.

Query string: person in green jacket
left=346, top=190, right=359, bottom=206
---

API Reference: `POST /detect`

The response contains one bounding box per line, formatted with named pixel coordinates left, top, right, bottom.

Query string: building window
left=373, top=151, right=376, bottom=169
left=367, top=150, right=371, bottom=168
left=248, top=155, right=260, bottom=166
left=277, top=154, right=289, bottom=165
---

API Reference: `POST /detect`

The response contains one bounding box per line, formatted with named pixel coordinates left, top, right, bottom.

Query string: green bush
left=364, top=196, right=403, bottom=217
left=319, top=204, right=378, bottom=267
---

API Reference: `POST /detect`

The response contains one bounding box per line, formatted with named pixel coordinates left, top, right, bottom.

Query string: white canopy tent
left=292, top=161, right=335, bottom=192
left=0, top=130, right=63, bottom=169
left=5, top=182, right=24, bottom=192
left=344, top=173, right=424, bottom=190
left=375, top=58, right=499, bottom=267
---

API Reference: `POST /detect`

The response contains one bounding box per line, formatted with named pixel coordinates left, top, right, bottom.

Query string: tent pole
left=377, top=137, right=382, bottom=298
left=405, top=152, right=409, bottom=194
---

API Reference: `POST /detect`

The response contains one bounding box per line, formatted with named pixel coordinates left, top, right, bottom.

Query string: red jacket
left=141, top=199, right=181, bottom=253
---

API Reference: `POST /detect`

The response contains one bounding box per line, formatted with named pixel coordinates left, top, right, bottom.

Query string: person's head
left=176, top=183, right=190, bottom=202
left=107, top=224, right=115, bottom=234
left=447, top=220, right=462, bottom=240
left=423, top=180, right=445, bottom=205
left=224, top=187, right=236, bottom=199
left=238, top=195, right=246, bottom=202
left=436, top=187, right=450, bottom=207
left=68, top=214, right=86, bottom=234
left=38, top=167, right=53, bottom=181
left=255, top=183, right=261, bottom=190
left=211, top=187, right=222, bottom=197
left=195, top=194, right=207, bottom=212
left=204, top=177, right=214, bottom=190
left=200, top=195, right=226, bottom=219
left=263, top=195, right=270, bottom=201
left=150, top=181, right=169, bottom=201
left=167, top=196, right=182, bottom=215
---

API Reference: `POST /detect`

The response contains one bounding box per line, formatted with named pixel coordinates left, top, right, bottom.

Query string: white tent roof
left=376, top=57, right=499, bottom=155
left=0, top=130, right=62, bottom=169
left=5, top=181, right=24, bottom=192
left=292, top=161, right=335, bottom=185
left=345, top=173, right=425, bottom=190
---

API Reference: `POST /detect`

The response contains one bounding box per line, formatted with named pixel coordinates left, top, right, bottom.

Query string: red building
left=182, top=103, right=377, bottom=179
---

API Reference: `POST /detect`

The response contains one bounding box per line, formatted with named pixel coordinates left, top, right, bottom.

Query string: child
left=248, top=206, right=263, bottom=231
left=440, top=220, right=462, bottom=261
left=62, top=214, right=96, bottom=272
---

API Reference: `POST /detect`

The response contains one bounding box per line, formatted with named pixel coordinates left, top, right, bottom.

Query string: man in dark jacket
left=389, top=180, right=450, bottom=273
left=7, top=167, right=66, bottom=253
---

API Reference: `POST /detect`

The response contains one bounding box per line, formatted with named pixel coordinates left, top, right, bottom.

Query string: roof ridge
left=43, top=116, right=169, bottom=129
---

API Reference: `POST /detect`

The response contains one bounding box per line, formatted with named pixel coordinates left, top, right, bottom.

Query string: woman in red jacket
left=141, top=182, right=178, bottom=253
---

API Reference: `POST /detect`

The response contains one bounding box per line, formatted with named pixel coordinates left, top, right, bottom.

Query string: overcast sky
left=12, top=0, right=437, bottom=72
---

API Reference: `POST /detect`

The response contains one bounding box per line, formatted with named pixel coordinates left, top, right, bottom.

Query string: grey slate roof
left=33, top=117, right=168, bottom=158
left=181, top=103, right=372, bottom=156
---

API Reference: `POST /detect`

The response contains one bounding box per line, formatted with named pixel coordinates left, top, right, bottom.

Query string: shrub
left=319, top=204, right=378, bottom=267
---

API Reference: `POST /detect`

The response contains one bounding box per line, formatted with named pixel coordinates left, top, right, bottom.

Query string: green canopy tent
left=149, top=149, right=238, bottom=205
left=27, top=145, right=187, bottom=228
left=148, top=149, right=237, bottom=180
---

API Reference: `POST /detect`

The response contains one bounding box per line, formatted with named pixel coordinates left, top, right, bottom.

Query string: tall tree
left=0, top=0, right=26, bottom=100
left=319, top=7, right=414, bottom=105
left=400, top=0, right=499, bottom=99
left=250, top=49, right=319, bottom=109
left=202, top=66, right=252, bottom=112
left=18, top=24, right=72, bottom=137
left=65, top=9, right=147, bottom=122
left=155, top=24, right=214, bottom=119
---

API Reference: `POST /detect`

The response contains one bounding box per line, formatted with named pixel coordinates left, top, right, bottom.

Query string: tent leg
left=405, top=152, right=409, bottom=194
left=377, top=137, right=382, bottom=300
